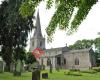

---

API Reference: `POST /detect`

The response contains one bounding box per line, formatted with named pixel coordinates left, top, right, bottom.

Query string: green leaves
left=69, top=39, right=94, bottom=50
left=46, top=0, right=98, bottom=38
left=46, top=0, right=54, bottom=9
left=0, top=0, right=34, bottom=68
left=94, top=38, right=100, bottom=50
left=26, top=52, right=36, bottom=64
left=70, top=0, right=97, bottom=34
left=19, top=0, right=41, bottom=18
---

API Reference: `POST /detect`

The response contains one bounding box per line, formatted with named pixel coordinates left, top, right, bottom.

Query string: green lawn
left=0, top=72, right=32, bottom=80
left=41, top=70, right=100, bottom=80
left=0, top=69, right=100, bottom=80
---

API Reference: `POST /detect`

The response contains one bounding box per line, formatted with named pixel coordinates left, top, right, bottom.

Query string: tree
left=26, top=52, right=36, bottom=64
left=94, top=38, right=100, bottom=66
left=25, top=52, right=36, bottom=71
left=0, top=0, right=34, bottom=72
left=19, top=0, right=98, bottom=41
left=69, top=39, right=94, bottom=50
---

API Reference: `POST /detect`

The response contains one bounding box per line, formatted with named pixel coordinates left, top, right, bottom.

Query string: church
left=29, top=11, right=96, bottom=70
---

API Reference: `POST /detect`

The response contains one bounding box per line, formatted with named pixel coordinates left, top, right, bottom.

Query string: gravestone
left=32, top=69, right=40, bottom=80
left=10, top=63, right=15, bottom=73
left=0, top=57, right=4, bottom=73
left=32, top=61, right=41, bottom=80
left=16, top=59, right=21, bottom=72
left=42, top=73, right=48, bottom=79
left=21, top=60, right=25, bottom=72
left=28, top=63, right=33, bottom=72
left=14, top=59, right=21, bottom=76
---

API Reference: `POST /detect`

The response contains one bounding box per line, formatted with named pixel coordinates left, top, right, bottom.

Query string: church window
left=75, top=58, right=79, bottom=65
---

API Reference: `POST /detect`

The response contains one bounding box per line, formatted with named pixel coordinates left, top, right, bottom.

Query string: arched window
left=75, top=58, right=79, bottom=65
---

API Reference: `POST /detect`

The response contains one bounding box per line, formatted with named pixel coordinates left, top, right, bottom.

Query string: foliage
left=94, top=38, right=100, bottom=65
left=13, top=48, right=27, bottom=62
left=69, top=39, right=94, bottom=50
left=0, top=0, right=34, bottom=71
left=19, top=0, right=98, bottom=41
left=94, top=38, right=100, bottom=50
left=26, top=52, right=36, bottom=64
left=19, top=0, right=42, bottom=18
left=46, top=0, right=98, bottom=37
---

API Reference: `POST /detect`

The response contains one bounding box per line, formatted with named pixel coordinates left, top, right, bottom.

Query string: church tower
left=29, top=10, right=45, bottom=52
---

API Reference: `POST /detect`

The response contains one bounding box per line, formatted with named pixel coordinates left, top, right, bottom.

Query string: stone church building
left=29, top=11, right=96, bottom=70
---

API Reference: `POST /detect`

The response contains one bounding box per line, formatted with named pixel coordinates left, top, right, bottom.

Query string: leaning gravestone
left=14, top=59, right=21, bottom=76
left=0, top=57, right=4, bottom=73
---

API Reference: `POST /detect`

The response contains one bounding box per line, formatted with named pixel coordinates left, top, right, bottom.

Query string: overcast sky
left=0, top=0, right=100, bottom=51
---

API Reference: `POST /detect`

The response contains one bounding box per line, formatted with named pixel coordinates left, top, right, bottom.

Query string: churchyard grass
left=0, top=72, right=32, bottom=80
left=41, top=69, right=100, bottom=80
left=0, top=68, right=100, bottom=80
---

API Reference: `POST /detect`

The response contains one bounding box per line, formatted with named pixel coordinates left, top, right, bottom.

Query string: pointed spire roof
left=33, top=10, right=43, bottom=38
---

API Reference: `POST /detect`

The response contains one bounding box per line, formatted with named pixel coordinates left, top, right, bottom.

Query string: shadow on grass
left=80, top=70, right=97, bottom=74
left=64, top=70, right=82, bottom=76
left=93, top=68, right=100, bottom=72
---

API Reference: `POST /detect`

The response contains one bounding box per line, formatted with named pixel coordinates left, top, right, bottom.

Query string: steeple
left=34, top=10, right=43, bottom=38
left=29, top=10, right=45, bottom=51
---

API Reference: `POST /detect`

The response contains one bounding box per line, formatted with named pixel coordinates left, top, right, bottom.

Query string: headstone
left=14, top=59, right=21, bottom=76
left=32, top=69, right=40, bottom=80
left=42, top=73, right=48, bottom=79
left=10, top=63, right=15, bottom=73
left=21, top=60, right=25, bottom=72
left=0, top=57, right=4, bottom=73
left=28, top=63, right=32, bottom=72
left=32, top=61, right=40, bottom=80
left=16, top=59, right=21, bottom=72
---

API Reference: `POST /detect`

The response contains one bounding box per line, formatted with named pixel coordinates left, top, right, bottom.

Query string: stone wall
left=39, top=48, right=96, bottom=70
left=63, top=49, right=93, bottom=70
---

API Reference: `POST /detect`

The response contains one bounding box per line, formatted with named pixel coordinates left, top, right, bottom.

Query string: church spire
left=34, top=10, right=43, bottom=38
left=29, top=10, right=45, bottom=52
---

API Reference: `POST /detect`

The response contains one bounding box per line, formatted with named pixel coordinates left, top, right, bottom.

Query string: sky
left=0, top=0, right=100, bottom=51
